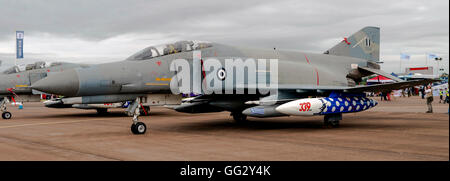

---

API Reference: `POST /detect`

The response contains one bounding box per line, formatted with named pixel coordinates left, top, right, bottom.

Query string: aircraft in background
left=0, top=61, right=89, bottom=119
left=0, top=61, right=152, bottom=119
left=32, top=27, right=437, bottom=134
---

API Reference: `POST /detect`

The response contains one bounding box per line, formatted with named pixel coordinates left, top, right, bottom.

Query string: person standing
left=387, top=91, right=391, bottom=101
left=425, top=85, right=433, bottom=113
left=445, top=88, right=449, bottom=104
left=439, top=89, right=444, bottom=103
left=421, top=86, right=425, bottom=99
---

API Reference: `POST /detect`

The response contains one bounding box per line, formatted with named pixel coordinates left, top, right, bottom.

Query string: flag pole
left=15, top=31, right=17, bottom=67
left=437, top=58, right=440, bottom=76
left=399, top=52, right=402, bottom=73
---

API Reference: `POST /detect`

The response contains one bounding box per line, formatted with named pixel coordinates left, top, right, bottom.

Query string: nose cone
left=275, top=102, right=295, bottom=115
left=32, top=69, right=79, bottom=96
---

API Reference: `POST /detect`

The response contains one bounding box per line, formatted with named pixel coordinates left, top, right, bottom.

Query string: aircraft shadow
left=167, top=117, right=416, bottom=132
left=36, top=110, right=174, bottom=119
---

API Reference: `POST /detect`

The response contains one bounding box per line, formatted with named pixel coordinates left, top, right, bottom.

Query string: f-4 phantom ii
left=0, top=61, right=138, bottom=119
left=0, top=61, right=148, bottom=119
left=0, top=61, right=88, bottom=119
left=32, top=27, right=437, bottom=134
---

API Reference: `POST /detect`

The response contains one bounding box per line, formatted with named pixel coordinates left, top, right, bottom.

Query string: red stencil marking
left=343, top=37, right=351, bottom=45
left=139, top=102, right=148, bottom=116
left=304, top=55, right=310, bottom=64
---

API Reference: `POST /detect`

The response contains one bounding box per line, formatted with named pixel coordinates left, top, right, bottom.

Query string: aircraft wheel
left=323, top=119, right=330, bottom=128
left=232, top=112, right=247, bottom=123
left=2, top=112, right=12, bottom=119
left=131, top=124, right=137, bottom=134
left=96, top=108, right=108, bottom=115
left=131, top=122, right=147, bottom=134
left=324, top=114, right=341, bottom=128
left=330, top=120, right=340, bottom=128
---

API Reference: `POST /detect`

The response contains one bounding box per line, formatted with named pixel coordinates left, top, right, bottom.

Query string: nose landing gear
left=126, top=97, right=147, bottom=135
left=1, top=98, right=12, bottom=120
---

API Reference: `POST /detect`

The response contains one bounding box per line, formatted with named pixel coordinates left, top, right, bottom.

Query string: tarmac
left=0, top=96, right=448, bottom=161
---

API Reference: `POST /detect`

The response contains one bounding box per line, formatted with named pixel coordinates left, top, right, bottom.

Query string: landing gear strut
left=140, top=106, right=150, bottom=116
left=126, top=97, right=147, bottom=134
left=231, top=112, right=247, bottom=123
left=1, top=97, right=12, bottom=120
left=324, top=113, right=342, bottom=128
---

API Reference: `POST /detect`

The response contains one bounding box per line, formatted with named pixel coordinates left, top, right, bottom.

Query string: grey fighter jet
left=0, top=61, right=89, bottom=119
left=0, top=61, right=141, bottom=119
left=32, top=27, right=437, bottom=134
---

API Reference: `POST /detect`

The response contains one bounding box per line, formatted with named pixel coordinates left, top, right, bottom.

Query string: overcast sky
left=0, top=0, right=448, bottom=74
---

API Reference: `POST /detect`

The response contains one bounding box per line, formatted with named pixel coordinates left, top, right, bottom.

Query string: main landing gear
left=126, top=97, right=147, bottom=135
left=1, top=97, right=12, bottom=120
left=323, top=113, right=342, bottom=128
left=231, top=112, right=248, bottom=124
left=96, top=108, right=108, bottom=115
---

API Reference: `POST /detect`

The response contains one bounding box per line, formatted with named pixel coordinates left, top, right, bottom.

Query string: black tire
left=323, top=119, right=330, bottom=128
left=131, top=122, right=146, bottom=135
left=330, top=120, right=340, bottom=128
left=96, top=108, right=108, bottom=115
left=324, top=114, right=341, bottom=128
left=232, top=112, right=247, bottom=123
left=2, top=112, right=12, bottom=119
left=131, top=124, right=137, bottom=134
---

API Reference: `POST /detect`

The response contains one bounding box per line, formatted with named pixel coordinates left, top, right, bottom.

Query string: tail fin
left=324, top=26, right=380, bottom=62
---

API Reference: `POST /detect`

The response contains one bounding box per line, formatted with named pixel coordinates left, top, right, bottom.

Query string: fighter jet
left=32, top=27, right=437, bottom=134
left=0, top=61, right=89, bottom=119
left=0, top=61, right=144, bottom=119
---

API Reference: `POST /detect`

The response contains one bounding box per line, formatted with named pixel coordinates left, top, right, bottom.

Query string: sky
left=0, top=0, right=448, bottom=74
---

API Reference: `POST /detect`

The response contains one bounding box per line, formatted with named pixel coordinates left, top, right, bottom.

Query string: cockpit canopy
left=126, top=40, right=213, bottom=61
left=2, top=61, right=65, bottom=74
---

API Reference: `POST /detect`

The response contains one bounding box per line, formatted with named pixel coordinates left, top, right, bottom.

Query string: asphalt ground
left=0, top=96, right=448, bottom=160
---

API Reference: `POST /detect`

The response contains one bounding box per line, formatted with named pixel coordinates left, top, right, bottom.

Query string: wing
left=274, top=79, right=438, bottom=93
left=343, top=79, right=438, bottom=93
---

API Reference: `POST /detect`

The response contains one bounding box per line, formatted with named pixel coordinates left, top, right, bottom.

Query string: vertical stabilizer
left=324, top=26, right=380, bottom=62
